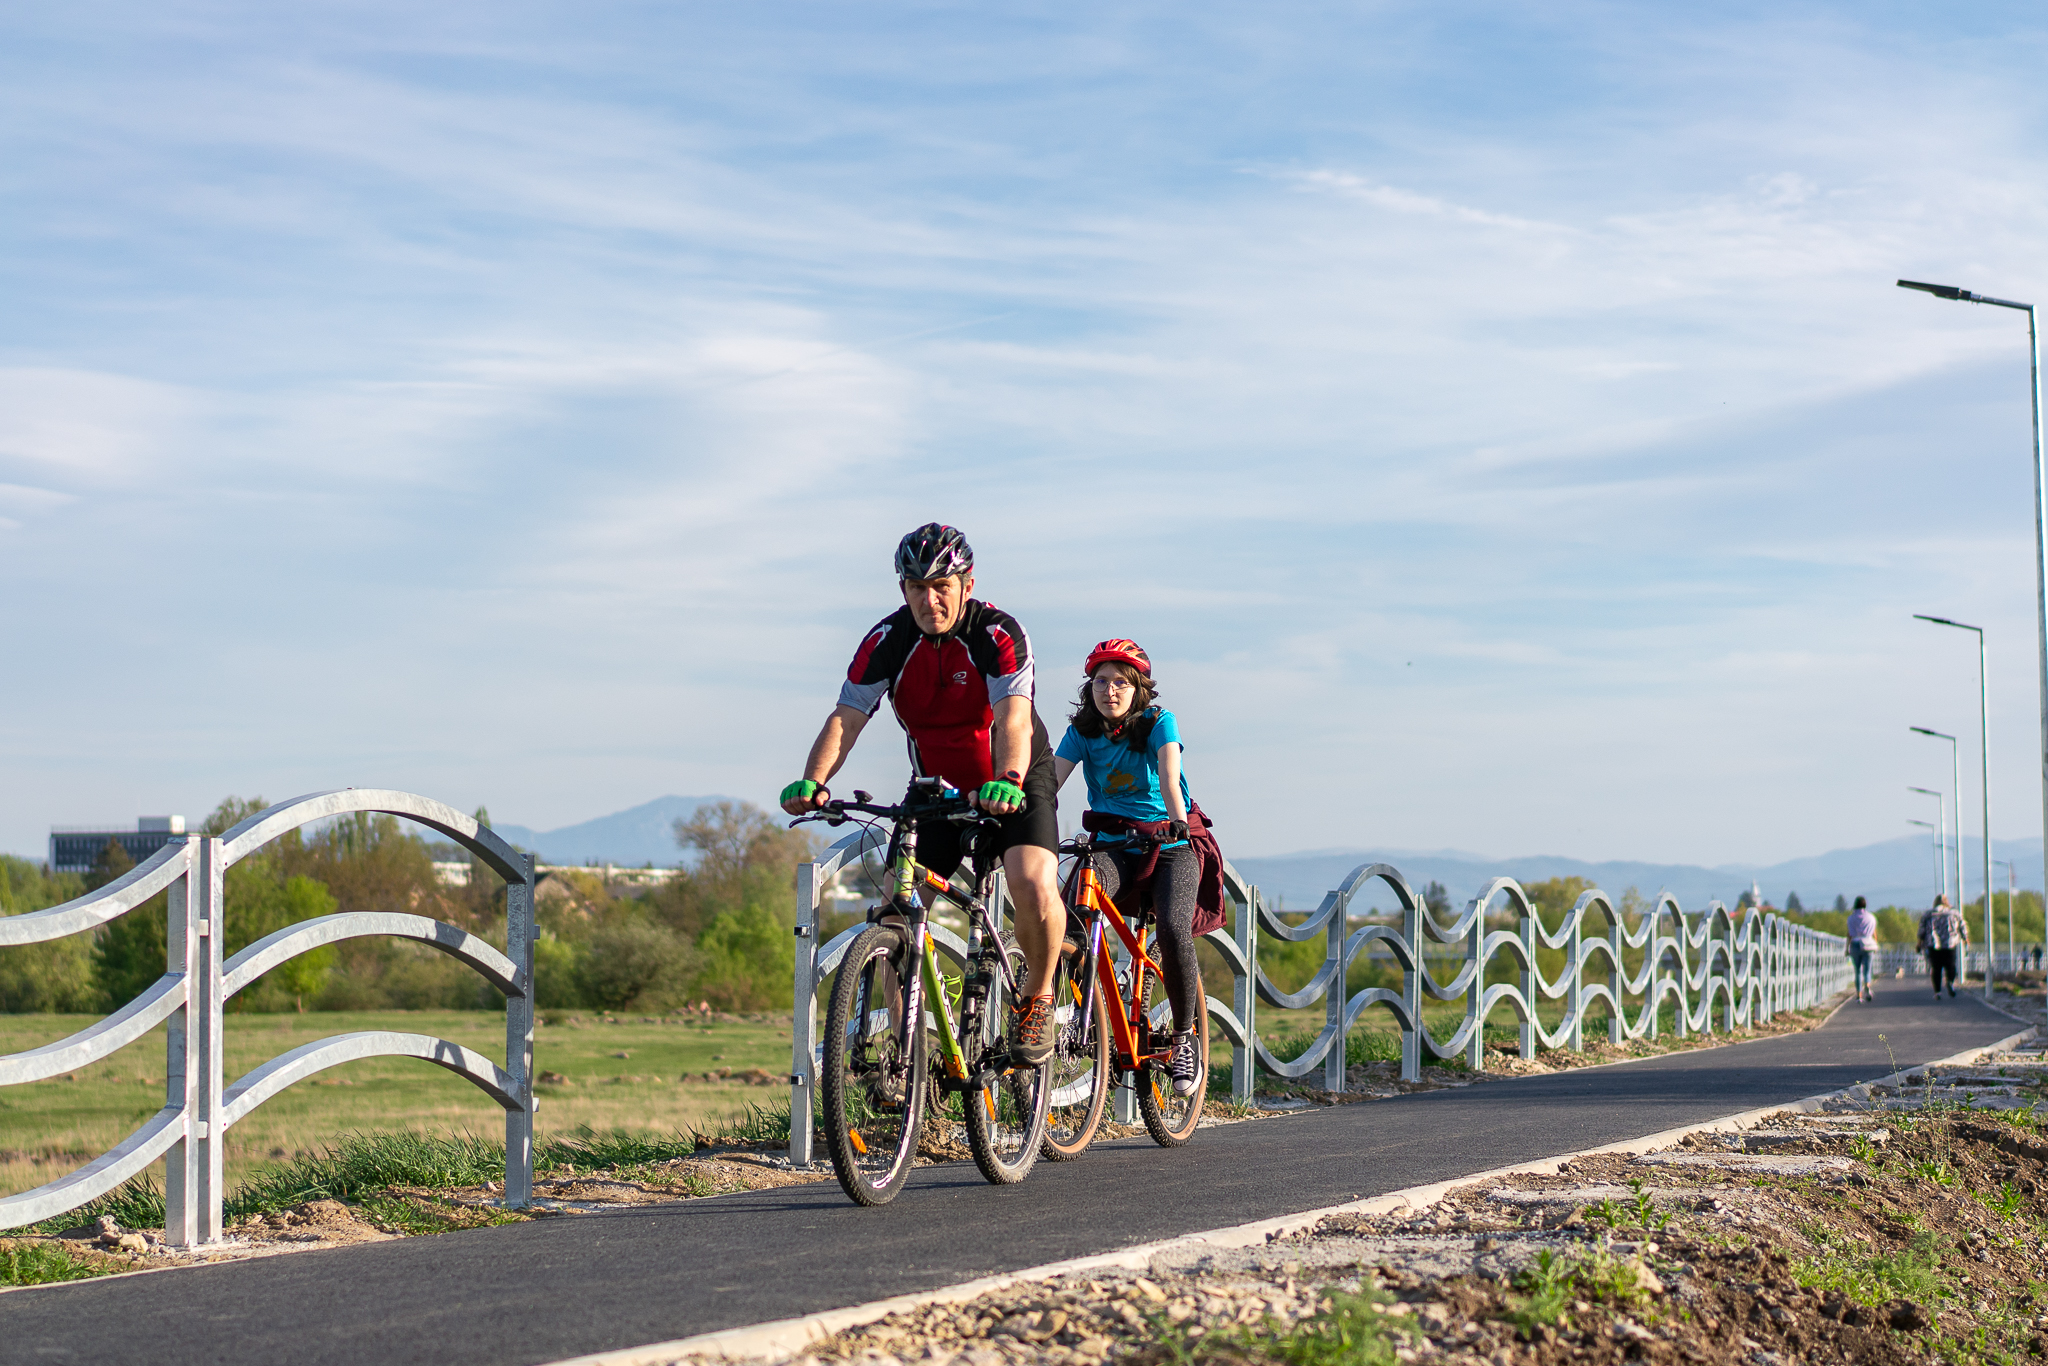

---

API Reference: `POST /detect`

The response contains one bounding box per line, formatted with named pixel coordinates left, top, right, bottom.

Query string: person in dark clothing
left=1918, top=895, right=1968, bottom=997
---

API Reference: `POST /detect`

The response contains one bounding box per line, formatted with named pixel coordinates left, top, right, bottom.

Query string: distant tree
left=1519, top=876, right=1595, bottom=929
left=1736, top=889, right=1755, bottom=910
left=0, top=855, right=94, bottom=1012
left=1421, top=881, right=1452, bottom=917
left=641, top=800, right=823, bottom=1009
left=1833, top=894, right=1849, bottom=913
left=1785, top=891, right=1804, bottom=913
left=575, top=921, right=696, bottom=1011
left=86, top=839, right=170, bottom=1010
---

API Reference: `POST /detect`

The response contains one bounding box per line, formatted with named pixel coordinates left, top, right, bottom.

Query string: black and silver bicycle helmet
left=894, top=523, right=974, bottom=581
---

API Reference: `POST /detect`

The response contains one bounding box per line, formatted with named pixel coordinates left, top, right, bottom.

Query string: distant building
left=49, top=817, right=187, bottom=874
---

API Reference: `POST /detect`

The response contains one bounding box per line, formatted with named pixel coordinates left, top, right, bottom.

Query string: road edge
left=540, top=1022, right=2036, bottom=1366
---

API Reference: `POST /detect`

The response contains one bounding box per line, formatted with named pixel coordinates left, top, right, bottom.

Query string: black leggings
left=1928, top=947, right=1959, bottom=993
left=1089, top=842, right=1200, bottom=1034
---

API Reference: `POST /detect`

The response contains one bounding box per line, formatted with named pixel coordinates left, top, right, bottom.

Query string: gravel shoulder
left=640, top=1038, right=2048, bottom=1366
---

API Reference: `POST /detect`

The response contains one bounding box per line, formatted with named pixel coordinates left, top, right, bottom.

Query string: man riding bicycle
left=780, top=523, right=1064, bottom=1065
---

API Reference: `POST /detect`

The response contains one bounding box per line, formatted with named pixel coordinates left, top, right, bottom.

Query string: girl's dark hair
left=1069, top=661, right=1159, bottom=749
left=1853, top=896, right=1867, bottom=911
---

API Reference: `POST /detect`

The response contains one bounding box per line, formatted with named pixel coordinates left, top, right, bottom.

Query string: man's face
left=903, top=573, right=972, bottom=635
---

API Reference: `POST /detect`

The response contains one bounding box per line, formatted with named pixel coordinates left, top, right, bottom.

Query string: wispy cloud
left=4, top=2, right=2048, bottom=872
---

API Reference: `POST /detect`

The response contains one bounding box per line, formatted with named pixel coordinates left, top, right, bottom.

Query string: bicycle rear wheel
left=822, top=924, right=928, bottom=1206
left=962, top=932, right=1050, bottom=1184
left=1137, top=970, right=1205, bottom=1147
left=1041, top=946, right=1109, bottom=1160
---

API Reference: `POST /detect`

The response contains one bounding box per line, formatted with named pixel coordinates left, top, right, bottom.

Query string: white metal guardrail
left=1871, top=944, right=2033, bottom=980
left=0, top=789, right=536, bottom=1246
left=788, top=838, right=1850, bottom=1163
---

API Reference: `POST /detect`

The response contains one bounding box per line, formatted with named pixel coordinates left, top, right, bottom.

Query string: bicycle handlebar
left=789, top=780, right=1000, bottom=830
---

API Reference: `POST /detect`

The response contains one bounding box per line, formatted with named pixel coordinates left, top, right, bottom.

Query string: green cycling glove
left=780, top=779, right=827, bottom=807
left=977, top=776, right=1026, bottom=809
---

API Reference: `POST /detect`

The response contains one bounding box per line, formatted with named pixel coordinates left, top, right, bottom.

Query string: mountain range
left=493, top=796, right=2037, bottom=913
left=493, top=795, right=728, bottom=866
left=1231, top=834, right=2041, bottom=914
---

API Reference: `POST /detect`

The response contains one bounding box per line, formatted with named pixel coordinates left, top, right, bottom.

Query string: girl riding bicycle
left=1051, top=639, right=1224, bottom=1097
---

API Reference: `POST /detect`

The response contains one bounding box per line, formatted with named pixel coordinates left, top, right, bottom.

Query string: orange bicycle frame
left=1067, top=853, right=1169, bottom=1071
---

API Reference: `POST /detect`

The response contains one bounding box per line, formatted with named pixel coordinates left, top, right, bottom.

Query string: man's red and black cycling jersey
left=836, top=599, right=1049, bottom=792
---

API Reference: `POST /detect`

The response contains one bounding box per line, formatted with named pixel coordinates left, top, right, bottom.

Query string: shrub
left=690, top=905, right=789, bottom=1011
left=576, top=921, right=696, bottom=1012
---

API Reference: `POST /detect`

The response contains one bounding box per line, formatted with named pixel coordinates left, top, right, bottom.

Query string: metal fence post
left=1400, top=894, right=1422, bottom=1083
left=1465, top=903, right=1485, bottom=1071
left=1566, top=911, right=1583, bottom=1052
left=1328, top=894, right=1349, bottom=1091
left=1519, top=913, right=1536, bottom=1061
left=1609, top=918, right=1624, bottom=1046
left=1673, top=912, right=1690, bottom=1039
left=503, top=854, right=535, bottom=1209
left=790, top=858, right=820, bottom=1167
left=164, top=839, right=200, bottom=1248
left=1645, top=909, right=1661, bottom=1042
left=195, top=836, right=224, bottom=1245
left=1232, top=885, right=1255, bottom=1104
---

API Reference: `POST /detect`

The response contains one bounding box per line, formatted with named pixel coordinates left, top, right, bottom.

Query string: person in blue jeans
left=1051, top=639, right=1222, bottom=1098
left=1846, top=895, right=1878, bottom=1001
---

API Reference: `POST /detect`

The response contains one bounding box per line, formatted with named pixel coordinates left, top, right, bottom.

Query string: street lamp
left=1915, top=618, right=1993, bottom=993
left=1995, top=857, right=2017, bottom=975
left=1911, top=726, right=1966, bottom=884
left=1898, top=279, right=2048, bottom=923
left=1908, top=786, right=1949, bottom=903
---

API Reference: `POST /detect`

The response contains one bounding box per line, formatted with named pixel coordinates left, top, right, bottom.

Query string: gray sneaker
left=1169, top=1031, right=1200, bottom=1096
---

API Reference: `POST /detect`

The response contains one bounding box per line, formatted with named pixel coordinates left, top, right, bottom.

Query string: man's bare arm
left=974, top=695, right=1035, bottom=815
left=990, top=695, right=1034, bottom=780
left=783, top=705, right=870, bottom=814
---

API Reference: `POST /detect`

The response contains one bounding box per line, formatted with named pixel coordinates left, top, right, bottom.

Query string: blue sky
left=7, top=2, right=2048, bottom=871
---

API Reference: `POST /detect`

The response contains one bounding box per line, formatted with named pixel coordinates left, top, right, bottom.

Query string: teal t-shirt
left=1055, top=707, right=1192, bottom=825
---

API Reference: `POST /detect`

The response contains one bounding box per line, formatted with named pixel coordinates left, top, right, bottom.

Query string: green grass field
left=0, top=1009, right=793, bottom=1200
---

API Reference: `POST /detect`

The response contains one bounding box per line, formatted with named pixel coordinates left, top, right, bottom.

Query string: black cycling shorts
left=914, top=748, right=1058, bottom=880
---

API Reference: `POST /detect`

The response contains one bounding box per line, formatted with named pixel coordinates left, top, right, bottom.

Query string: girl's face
left=1090, top=664, right=1138, bottom=721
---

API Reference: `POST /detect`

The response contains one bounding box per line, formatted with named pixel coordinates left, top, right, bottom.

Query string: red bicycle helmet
left=1083, top=638, right=1151, bottom=677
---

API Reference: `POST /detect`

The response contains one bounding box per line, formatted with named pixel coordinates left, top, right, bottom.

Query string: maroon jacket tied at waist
left=1079, top=802, right=1228, bottom=936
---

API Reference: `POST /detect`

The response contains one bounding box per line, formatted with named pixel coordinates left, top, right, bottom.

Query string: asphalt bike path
left=4, top=980, right=2019, bottom=1366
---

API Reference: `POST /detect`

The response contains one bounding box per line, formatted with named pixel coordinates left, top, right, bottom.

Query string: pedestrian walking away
left=1845, top=895, right=1878, bottom=1001
left=1917, top=894, right=1968, bottom=998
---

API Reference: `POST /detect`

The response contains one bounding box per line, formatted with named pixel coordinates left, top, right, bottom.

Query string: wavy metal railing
left=0, top=789, right=536, bottom=1246
left=788, top=843, right=1849, bottom=1160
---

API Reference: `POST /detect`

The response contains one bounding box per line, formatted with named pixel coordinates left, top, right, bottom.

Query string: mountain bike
left=793, top=777, right=1052, bottom=1206
left=1041, top=835, right=1207, bottom=1158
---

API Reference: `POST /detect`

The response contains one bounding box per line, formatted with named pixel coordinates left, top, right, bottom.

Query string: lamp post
left=1909, top=786, right=1949, bottom=903
left=1897, top=279, right=2048, bottom=927
left=1995, top=857, right=2017, bottom=976
left=1915, top=619, right=1993, bottom=993
left=1911, top=727, right=1974, bottom=989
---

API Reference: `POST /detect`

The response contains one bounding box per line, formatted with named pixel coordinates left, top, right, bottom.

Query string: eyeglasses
left=1091, top=677, right=1134, bottom=693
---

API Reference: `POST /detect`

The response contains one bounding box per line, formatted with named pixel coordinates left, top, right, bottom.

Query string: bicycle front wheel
left=962, top=932, right=1051, bottom=1184
left=822, top=924, right=928, bottom=1206
left=1137, top=970, right=1205, bottom=1147
left=1042, top=946, right=1109, bottom=1160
